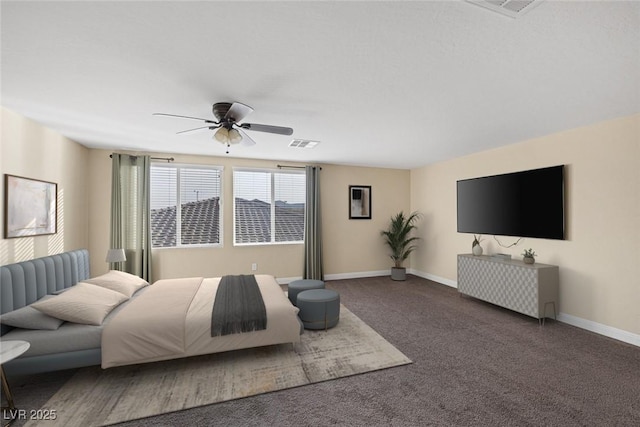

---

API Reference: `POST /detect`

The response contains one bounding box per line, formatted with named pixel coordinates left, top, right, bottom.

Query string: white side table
left=1, top=340, right=30, bottom=425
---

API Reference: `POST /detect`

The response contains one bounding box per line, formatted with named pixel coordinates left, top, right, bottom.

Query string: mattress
left=101, top=275, right=301, bottom=368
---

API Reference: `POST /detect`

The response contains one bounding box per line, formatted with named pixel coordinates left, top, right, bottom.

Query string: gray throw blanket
left=211, top=275, right=267, bottom=337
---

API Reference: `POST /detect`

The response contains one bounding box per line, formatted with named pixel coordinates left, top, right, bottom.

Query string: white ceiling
left=1, top=1, right=638, bottom=169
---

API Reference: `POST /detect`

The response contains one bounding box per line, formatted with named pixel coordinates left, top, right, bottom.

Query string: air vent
left=467, top=0, right=544, bottom=18
left=289, top=139, right=319, bottom=149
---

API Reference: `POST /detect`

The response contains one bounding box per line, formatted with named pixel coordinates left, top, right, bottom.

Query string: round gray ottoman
left=297, top=289, right=340, bottom=330
left=287, top=279, right=325, bottom=306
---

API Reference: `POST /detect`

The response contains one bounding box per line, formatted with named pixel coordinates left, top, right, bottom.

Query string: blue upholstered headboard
left=0, top=249, right=90, bottom=335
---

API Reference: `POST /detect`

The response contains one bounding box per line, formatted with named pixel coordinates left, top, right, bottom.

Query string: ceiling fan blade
left=176, top=125, right=219, bottom=135
left=240, top=122, right=293, bottom=136
left=238, top=129, right=257, bottom=147
left=153, top=112, right=218, bottom=124
left=225, top=102, right=254, bottom=122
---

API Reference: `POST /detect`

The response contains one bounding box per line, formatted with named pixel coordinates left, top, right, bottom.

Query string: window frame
left=150, top=162, right=224, bottom=249
left=232, top=167, right=306, bottom=247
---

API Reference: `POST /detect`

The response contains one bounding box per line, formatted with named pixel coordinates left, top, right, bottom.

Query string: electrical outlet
left=251, top=263, right=257, bottom=271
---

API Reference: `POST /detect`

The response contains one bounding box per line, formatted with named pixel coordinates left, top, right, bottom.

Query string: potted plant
left=522, top=248, right=536, bottom=264
left=380, top=211, right=421, bottom=281
left=472, top=234, right=483, bottom=256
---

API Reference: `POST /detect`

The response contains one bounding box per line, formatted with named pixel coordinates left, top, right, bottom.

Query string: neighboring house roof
left=151, top=197, right=304, bottom=247
left=151, top=197, right=220, bottom=247
left=235, top=198, right=305, bottom=244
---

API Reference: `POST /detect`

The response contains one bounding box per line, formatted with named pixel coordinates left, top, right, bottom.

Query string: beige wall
left=0, top=108, right=89, bottom=265
left=321, top=164, right=411, bottom=276
left=88, top=150, right=410, bottom=281
left=410, top=114, right=640, bottom=337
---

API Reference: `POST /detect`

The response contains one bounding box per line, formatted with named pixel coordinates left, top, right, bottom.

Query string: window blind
left=233, top=169, right=305, bottom=245
left=150, top=164, right=222, bottom=247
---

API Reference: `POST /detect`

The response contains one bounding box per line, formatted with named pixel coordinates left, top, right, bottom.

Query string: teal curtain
left=110, top=154, right=152, bottom=281
left=303, top=166, right=323, bottom=280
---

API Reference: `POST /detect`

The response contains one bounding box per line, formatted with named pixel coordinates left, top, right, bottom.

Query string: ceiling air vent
left=467, top=0, right=544, bottom=18
left=289, top=139, right=319, bottom=149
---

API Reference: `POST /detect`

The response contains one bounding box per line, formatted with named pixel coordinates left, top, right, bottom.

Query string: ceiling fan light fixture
left=228, top=128, right=243, bottom=144
left=214, top=127, right=229, bottom=143
left=213, top=127, right=243, bottom=145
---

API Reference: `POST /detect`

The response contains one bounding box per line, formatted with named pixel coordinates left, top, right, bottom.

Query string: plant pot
left=472, top=244, right=483, bottom=256
left=523, top=256, right=535, bottom=264
left=391, top=267, right=406, bottom=281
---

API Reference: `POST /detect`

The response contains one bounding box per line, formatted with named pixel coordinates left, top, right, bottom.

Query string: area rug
left=26, top=306, right=411, bottom=426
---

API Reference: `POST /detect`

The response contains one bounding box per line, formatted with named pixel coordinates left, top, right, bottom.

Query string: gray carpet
left=7, top=275, right=640, bottom=426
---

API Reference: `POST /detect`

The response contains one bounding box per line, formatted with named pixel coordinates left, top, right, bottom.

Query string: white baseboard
left=276, top=270, right=388, bottom=285
left=557, top=312, right=640, bottom=347
left=408, top=268, right=458, bottom=288
left=324, top=270, right=389, bottom=281
left=283, top=269, right=451, bottom=285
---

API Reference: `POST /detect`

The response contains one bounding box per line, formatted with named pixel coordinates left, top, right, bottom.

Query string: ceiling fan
left=153, top=102, right=293, bottom=152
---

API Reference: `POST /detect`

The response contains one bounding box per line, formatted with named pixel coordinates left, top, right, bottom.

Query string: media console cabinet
left=457, top=254, right=559, bottom=322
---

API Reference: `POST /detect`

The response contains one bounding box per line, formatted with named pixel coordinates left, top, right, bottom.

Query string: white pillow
left=31, top=282, right=129, bottom=326
left=83, top=270, right=149, bottom=297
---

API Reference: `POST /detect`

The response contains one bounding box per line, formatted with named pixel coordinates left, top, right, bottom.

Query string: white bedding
left=101, top=275, right=301, bottom=368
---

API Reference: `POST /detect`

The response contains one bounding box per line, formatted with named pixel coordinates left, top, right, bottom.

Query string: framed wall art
left=4, top=174, right=58, bottom=238
left=349, top=185, right=371, bottom=219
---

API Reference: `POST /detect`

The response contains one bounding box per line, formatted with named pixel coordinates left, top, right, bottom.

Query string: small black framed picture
left=349, top=185, right=371, bottom=219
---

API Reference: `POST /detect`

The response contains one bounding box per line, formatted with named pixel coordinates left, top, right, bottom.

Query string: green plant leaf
left=380, top=211, right=422, bottom=268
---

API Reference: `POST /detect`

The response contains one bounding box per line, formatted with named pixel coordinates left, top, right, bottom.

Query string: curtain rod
left=109, top=154, right=174, bottom=162
left=277, top=164, right=322, bottom=170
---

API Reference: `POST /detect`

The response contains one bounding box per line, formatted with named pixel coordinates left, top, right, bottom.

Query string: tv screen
left=457, top=165, right=565, bottom=240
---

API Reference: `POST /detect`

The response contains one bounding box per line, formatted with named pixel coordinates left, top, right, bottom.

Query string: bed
left=0, top=250, right=302, bottom=376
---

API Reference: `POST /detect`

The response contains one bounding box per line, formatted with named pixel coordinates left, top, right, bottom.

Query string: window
left=233, top=169, right=305, bottom=245
left=150, top=164, right=223, bottom=248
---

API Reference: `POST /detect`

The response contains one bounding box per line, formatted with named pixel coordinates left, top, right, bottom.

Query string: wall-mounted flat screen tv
left=457, top=165, right=565, bottom=240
